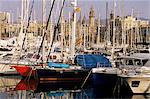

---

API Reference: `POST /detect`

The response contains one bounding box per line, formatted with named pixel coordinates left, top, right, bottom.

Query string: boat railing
left=119, top=65, right=150, bottom=75
left=96, top=62, right=111, bottom=68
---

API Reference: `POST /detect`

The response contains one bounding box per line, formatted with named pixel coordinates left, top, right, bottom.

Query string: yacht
left=117, top=54, right=150, bottom=94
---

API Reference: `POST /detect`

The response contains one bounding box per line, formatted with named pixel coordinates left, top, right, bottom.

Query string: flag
left=74, top=7, right=81, bottom=13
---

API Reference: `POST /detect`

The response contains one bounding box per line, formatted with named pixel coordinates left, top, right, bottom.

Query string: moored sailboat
left=12, top=0, right=90, bottom=87
left=11, top=61, right=89, bottom=84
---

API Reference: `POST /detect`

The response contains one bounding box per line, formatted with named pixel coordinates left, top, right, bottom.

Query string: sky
left=0, top=0, right=150, bottom=23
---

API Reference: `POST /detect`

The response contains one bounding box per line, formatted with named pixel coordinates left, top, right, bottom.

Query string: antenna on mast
left=106, top=2, right=108, bottom=28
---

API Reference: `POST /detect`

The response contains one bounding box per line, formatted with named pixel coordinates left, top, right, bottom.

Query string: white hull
left=92, top=67, right=119, bottom=75
left=120, top=75, right=150, bottom=94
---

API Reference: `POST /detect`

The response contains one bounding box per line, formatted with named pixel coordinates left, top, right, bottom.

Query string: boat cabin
left=115, top=56, right=149, bottom=68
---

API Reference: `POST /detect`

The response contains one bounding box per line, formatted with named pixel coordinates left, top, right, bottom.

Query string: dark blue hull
left=92, top=73, right=118, bottom=93
left=36, top=68, right=90, bottom=86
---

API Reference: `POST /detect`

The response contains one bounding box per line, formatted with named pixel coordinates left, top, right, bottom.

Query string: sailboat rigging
left=11, top=0, right=90, bottom=87
left=36, top=0, right=56, bottom=64
left=21, top=0, right=35, bottom=52
left=47, top=0, right=66, bottom=62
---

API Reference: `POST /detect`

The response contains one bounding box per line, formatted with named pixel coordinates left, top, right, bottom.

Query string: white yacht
left=117, top=54, right=150, bottom=94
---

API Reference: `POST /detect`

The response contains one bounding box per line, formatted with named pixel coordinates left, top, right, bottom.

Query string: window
left=50, top=55, right=57, bottom=59
left=132, top=81, right=140, bottom=87
left=142, top=59, right=148, bottom=66
left=134, top=59, right=141, bottom=66
left=127, top=60, right=133, bottom=65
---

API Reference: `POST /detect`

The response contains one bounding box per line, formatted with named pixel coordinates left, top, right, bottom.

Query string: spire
left=89, top=5, right=95, bottom=26
left=110, top=10, right=114, bottom=20
left=61, top=9, right=65, bottom=24
left=82, top=15, right=86, bottom=25
left=89, top=5, right=95, bottom=18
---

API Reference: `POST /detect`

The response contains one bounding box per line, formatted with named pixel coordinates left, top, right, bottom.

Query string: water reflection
left=0, top=76, right=150, bottom=99
left=0, top=76, right=21, bottom=92
left=131, top=95, right=150, bottom=99
left=0, top=76, right=84, bottom=98
left=16, top=78, right=84, bottom=99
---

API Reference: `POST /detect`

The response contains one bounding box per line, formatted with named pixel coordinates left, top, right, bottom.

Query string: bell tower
left=89, top=6, right=95, bottom=27
left=88, top=6, right=96, bottom=45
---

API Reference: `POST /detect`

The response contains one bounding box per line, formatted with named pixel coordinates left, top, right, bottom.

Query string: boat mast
left=21, top=0, right=24, bottom=36
left=15, top=0, right=25, bottom=51
left=48, top=0, right=54, bottom=55
left=106, top=2, right=110, bottom=43
left=97, top=13, right=100, bottom=44
left=8, top=12, right=10, bottom=38
left=42, top=0, right=46, bottom=64
left=69, top=12, right=71, bottom=52
left=111, top=0, right=116, bottom=67
left=71, top=0, right=77, bottom=62
left=83, top=16, right=86, bottom=51
left=121, top=0, right=125, bottom=52
left=61, top=0, right=65, bottom=62
left=131, top=8, right=134, bottom=48
left=106, top=2, right=108, bottom=30
left=11, top=12, right=13, bottom=37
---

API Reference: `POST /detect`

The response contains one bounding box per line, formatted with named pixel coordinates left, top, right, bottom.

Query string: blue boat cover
left=74, top=54, right=111, bottom=69
left=48, top=61, right=70, bottom=68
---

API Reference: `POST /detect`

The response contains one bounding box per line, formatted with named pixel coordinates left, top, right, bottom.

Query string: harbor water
left=0, top=76, right=150, bottom=99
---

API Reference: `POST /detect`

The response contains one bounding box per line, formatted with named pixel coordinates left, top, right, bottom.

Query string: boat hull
left=11, top=66, right=36, bottom=77
left=36, top=68, right=89, bottom=84
left=92, top=67, right=118, bottom=90
left=120, top=75, right=150, bottom=94
left=12, top=66, right=89, bottom=86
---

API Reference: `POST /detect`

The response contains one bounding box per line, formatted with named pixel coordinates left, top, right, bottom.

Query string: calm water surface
left=0, top=76, right=149, bottom=99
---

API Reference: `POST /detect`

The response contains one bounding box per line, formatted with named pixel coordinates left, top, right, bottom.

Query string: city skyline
left=0, top=0, right=150, bottom=23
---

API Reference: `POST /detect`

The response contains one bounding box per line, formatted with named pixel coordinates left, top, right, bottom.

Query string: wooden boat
left=11, top=62, right=90, bottom=85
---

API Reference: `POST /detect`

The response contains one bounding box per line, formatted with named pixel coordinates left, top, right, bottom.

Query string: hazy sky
left=0, top=0, right=150, bottom=22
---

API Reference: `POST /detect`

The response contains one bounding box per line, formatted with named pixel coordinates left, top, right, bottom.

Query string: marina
left=0, top=0, right=150, bottom=98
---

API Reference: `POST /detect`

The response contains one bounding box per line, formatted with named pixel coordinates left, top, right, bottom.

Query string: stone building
left=0, top=12, right=11, bottom=39
left=109, top=12, right=149, bottom=48
left=0, top=7, right=149, bottom=50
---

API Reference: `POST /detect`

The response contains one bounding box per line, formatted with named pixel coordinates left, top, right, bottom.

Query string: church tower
left=82, top=16, right=86, bottom=25
left=88, top=6, right=96, bottom=45
left=89, top=6, right=95, bottom=27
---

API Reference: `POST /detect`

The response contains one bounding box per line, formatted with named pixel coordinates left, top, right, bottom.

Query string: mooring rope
left=81, top=69, right=92, bottom=88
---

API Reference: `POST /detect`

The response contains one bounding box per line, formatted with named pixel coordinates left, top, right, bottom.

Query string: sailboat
left=0, top=0, right=35, bottom=75
left=12, top=0, right=90, bottom=87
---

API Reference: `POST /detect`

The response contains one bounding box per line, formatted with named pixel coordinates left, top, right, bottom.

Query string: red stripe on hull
left=11, top=66, right=36, bottom=77
left=40, top=78, right=83, bottom=81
